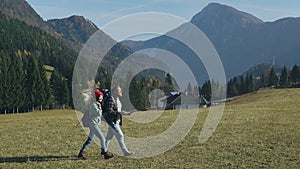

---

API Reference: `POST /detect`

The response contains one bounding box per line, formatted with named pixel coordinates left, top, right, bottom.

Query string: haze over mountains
left=1, top=0, right=300, bottom=82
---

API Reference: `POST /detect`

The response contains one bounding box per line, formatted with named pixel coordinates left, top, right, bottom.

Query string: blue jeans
left=81, top=123, right=107, bottom=152
left=105, top=122, right=129, bottom=153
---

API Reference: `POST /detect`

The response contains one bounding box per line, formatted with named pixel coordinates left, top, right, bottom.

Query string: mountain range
left=123, top=3, right=300, bottom=82
left=1, top=0, right=300, bottom=84
left=0, top=0, right=102, bottom=51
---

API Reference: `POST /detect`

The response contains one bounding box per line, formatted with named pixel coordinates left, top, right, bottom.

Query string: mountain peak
left=191, top=3, right=263, bottom=26
left=0, top=0, right=51, bottom=31
left=48, top=15, right=98, bottom=30
left=47, top=15, right=99, bottom=45
left=70, top=15, right=98, bottom=30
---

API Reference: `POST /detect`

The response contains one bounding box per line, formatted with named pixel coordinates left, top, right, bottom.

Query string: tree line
left=0, top=14, right=76, bottom=113
left=227, top=65, right=300, bottom=97
left=97, top=64, right=300, bottom=111
left=0, top=51, right=71, bottom=113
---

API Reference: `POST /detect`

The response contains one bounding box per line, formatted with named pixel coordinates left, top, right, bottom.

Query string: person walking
left=78, top=89, right=114, bottom=160
left=102, top=86, right=135, bottom=156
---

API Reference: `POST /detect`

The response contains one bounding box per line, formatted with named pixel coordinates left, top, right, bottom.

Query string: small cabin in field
left=159, top=92, right=209, bottom=110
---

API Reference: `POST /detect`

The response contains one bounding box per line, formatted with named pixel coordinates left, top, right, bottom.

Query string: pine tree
left=50, top=69, right=63, bottom=108
left=268, top=67, right=278, bottom=87
left=25, top=55, right=40, bottom=111
left=11, top=54, right=26, bottom=113
left=163, top=73, right=176, bottom=95
left=245, top=74, right=254, bottom=93
left=0, top=53, right=13, bottom=113
left=40, top=65, right=52, bottom=110
left=279, top=66, right=289, bottom=88
left=240, top=76, right=246, bottom=94
left=227, top=77, right=239, bottom=97
left=0, top=61, right=2, bottom=112
left=60, top=80, right=70, bottom=109
left=9, top=57, right=18, bottom=113
left=129, top=77, right=139, bottom=111
left=0, top=73, right=2, bottom=113
left=260, top=73, right=267, bottom=88
left=201, top=80, right=211, bottom=101
left=290, top=65, right=300, bottom=86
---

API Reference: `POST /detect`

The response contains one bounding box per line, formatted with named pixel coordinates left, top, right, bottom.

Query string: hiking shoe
left=78, top=150, right=87, bottom=160
left=101, top=149, right=114, bottom=159
left=101, top=151, right=114, bottom=159
left=124, top=151, right=135, bottom=156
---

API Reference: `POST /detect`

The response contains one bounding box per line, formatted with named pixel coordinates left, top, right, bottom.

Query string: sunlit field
left=0, top=89, right=299, bottom=168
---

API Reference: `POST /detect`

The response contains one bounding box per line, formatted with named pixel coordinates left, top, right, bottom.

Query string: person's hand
left=96, top=102, right=101, bottom=107
left=121, top=111, right=133, bottom=116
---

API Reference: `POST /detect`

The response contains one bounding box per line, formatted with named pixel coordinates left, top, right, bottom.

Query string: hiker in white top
left=104, top=86, right=135, bottom=156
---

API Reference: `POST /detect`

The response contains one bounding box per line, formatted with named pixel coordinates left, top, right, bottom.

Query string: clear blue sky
left=26, top=0, right=300, bottom=28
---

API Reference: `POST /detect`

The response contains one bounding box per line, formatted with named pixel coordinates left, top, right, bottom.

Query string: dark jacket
left=102, top=96, right=122, bottom=126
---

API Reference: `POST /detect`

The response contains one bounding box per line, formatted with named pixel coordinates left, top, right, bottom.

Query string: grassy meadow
left=0, top=89, right=299, bottom=168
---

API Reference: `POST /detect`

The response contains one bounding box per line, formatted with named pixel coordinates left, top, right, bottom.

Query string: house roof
left=163, top=92, right=209, bottom=105
left=170, top=94, right=199, bottom=105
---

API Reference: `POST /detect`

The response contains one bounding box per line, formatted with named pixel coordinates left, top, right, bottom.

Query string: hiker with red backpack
left=78, top=89, right=114, bottom=160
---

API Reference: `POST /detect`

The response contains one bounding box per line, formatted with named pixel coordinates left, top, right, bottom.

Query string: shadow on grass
left=0, top=155, right=78, bottom=163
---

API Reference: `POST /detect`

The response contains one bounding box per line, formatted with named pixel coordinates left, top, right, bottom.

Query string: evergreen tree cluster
left=0, top=14, right=76, bottom=113
left=227, top=65, right=300, bottom=97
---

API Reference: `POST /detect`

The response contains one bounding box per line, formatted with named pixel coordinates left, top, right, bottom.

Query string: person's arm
left=120, top=111, right=133, bottom=116
left=90, top=102, right=102, bottom=117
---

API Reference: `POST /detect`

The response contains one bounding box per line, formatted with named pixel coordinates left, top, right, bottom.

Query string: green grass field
left=0, top=89, right=299, bottom=168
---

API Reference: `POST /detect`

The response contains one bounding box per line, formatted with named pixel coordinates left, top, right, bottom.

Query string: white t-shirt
left=116, top=98, right=122, bottom=112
